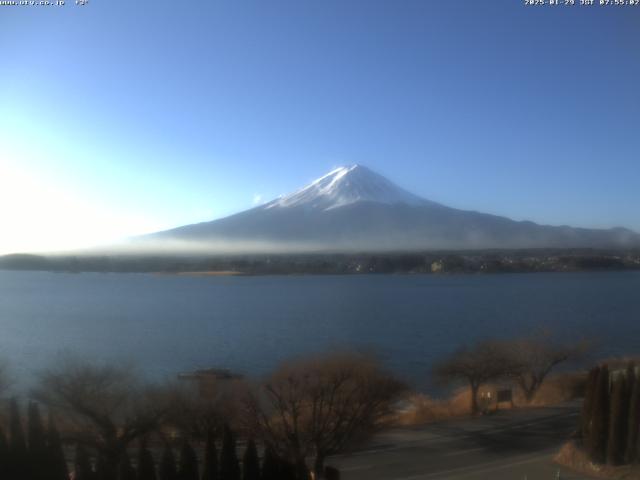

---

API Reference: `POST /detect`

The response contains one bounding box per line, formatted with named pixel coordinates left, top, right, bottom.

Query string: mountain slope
left=144, top=165, right=640, bottom=252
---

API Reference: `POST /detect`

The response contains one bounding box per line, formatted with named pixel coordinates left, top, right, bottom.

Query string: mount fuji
left=143, top=165, right=639, bottom=252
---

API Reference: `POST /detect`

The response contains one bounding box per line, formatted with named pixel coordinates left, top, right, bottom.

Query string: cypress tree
left=138, top=440, right=157, bottom=480
left=201, top=431, right=218, bottom=480
left=294, top=460, right=310, bottom=480
left=627, top=363, right=637, bottom=405
left=95, top=454, right=109, bottom=480
left=260, top=445, right=279, bottom=480
left=28, top=402, right=47, bottom=480
left=607, top=375, right=629, bottom=465
left=0, top=427, right=10, bottom=479
left=220, top=425, right=240, bottom=480
left=241, top=439, right=260, bottom=480
left=589, top=364, right=610, bottom=464
left=158, top=446, right=178, bottom=480
left=178, top=440, right=199, bottom=480
left=323, top=466, right=340, bottom=480
left=96, top=452, right=118, bottom=480
left=47, top=413, right=70, bottom=480
left=74, top=444, right=94, bottom=480
left=580, top=367, right=599, bottom=445
left=278, top=458, right=297, bottom=480
left=118, top=454, right=137, bottom=480
left=8, top=398, right=28, bottom=479
left=626, top=364, right=640, bottom=464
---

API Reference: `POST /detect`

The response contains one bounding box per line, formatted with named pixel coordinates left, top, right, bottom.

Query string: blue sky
left=1, top=0, right=639, bottom=253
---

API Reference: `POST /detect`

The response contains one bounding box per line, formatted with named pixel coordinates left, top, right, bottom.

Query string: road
left=329, top=402, right=593, bottom=480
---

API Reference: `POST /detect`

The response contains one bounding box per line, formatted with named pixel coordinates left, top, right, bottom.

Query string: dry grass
left=524, top=372, right=587, bottom=406
left=554, top=441, right=640, bottom=479
left=395, top=372, right=587, bottom=426
left=394, top=388, right=473, bottom=426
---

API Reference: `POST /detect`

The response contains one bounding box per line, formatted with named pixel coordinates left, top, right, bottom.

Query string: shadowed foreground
left=330, top=402, right=593, bottom=480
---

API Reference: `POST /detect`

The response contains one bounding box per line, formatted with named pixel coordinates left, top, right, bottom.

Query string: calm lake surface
left=1, top=270, right=639, bottom=391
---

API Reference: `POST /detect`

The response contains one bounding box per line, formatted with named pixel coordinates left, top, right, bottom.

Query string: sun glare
left=0, top=158, right=162, bottom=255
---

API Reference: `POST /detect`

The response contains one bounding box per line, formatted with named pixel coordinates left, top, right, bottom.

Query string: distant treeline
left=1, top=249, right=639, bottom=275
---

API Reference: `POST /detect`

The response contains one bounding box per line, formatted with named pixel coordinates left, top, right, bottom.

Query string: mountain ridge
left=143, top=165, right=640, bottom=252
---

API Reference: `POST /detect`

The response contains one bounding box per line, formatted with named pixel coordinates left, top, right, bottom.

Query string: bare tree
left=433, top=341, right=511, bottom=415
left=503, top=333, right=588, bottom=402
left=161, top=377, right=247, bottom=440
left=245, top=352, right=405, bottom=478
left=32, top=360, right=167, bottom=480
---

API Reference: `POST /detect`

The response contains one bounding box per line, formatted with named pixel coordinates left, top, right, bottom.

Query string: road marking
left=332, top=411, right=579, bottom=458
left=486, top=412, right=579, bottom=435
left=442, top=447, right=485, bottom=457
left=340, top=464, right=375, bottom=472
left=392, top=451, right=553, bottom=479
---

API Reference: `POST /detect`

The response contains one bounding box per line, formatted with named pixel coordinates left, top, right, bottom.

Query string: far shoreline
left=154, top=270, right=244, bottom=277
left=1, top=248, right=639, bottom=276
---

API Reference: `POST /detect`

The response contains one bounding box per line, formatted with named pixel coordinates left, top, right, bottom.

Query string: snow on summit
left=264, top=165, right=430, bottom=211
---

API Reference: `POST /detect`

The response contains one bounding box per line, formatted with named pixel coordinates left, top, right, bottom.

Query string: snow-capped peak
left=264, top=164, right=431, bottom=211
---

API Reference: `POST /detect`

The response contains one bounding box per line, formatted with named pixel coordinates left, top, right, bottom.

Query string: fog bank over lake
left=1, top=270, right=639, bottom=390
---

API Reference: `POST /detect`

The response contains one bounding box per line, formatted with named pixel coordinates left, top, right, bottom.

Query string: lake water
left=1, top=270, right=639, bottom=391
